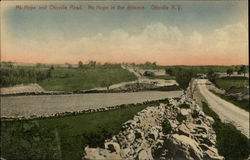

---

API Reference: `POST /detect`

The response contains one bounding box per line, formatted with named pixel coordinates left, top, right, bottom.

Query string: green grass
left=138, top=65, right=245, bottom=74
left=38, top=67, right=136, bottom=92
left=1, top=100, right=169, bottom=160
left=210, top=90, right=249, bottom=112
left=149, top=75, right=175, bottom=80
left=162, top=120, right=172, bottom=135
left=1, top=65, right=137, bottom=91
left=202, top=102, right=250, bottom=160
left=215, top=77, right=249, bottom=91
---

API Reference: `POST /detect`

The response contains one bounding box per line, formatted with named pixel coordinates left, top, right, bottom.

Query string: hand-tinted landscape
left=1, top=1, right=249, bottom=160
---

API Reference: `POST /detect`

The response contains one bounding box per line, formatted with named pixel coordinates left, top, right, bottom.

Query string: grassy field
left=38, top=67, right=136, bottom=91
left=137, top=65, right=243, bottom=74
left=202, top=102, right=249, bottom=160
left=210, top=90, right=249, bottom=112
left=0, top=65, right=137, bottom=91
left=215, top=77, right=249, bottom=91
left=1, top=100, right=169, bottom=160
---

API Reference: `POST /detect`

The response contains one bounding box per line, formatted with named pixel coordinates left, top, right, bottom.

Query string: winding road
left=196, top=79, right=249, bottom=138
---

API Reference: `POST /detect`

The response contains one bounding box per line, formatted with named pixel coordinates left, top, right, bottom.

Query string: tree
left=65, top=63, right=72, bottom=69
left=50, top=65, right=55, bottom=70
left=145, top=61, right=151, bottom=67
left=175, top=69, right=195, bottom=89
left=165, top=68, right=173, bottom=76
left=152, top=62, right=157, bottom=68
left=207, top=70, right=216, bottom=83
left=238, top=65, right=247, bottom=77
left=78, top=61, right=83, bottom=68
left=226, top=69, right=233, bottom=77
left=88, top=60, right=96, bottom=67
left=36, top=63, right=44, bottom=68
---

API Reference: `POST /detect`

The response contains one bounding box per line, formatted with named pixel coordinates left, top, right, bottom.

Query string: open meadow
left=215, top=76, right=249, bottom=91
left=0, top=64, right=137, bottom=92
left=1, top=100, right=169, bottom=160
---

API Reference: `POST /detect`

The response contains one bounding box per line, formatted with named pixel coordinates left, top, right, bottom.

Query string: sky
left=1, top=0, right=248, bottom=65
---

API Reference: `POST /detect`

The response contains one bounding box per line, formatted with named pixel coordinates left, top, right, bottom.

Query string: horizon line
left=1, top=60, right=248, bottom=67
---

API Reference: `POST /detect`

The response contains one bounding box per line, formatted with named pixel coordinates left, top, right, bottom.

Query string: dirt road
left=1, top=91, right=183, bottom=119
left=196, top=79, right=249, bottom=137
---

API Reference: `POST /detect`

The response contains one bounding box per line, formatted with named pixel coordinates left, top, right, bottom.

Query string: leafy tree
left=238, top=65, right=247, bottom=77
left=50, top=65, right=55, bottom=70
left=65, top=63, right=72, bottom=69
left=226, top=69, right=233, bottom=77
left=207, top=70, right=216, bottom=83
left=143, top=61, right=157, bottom=69
left=145, top=61, right=151, bottom=66
left=88, top=60, right=96, bottom=67
left=165, top=68, right=173, bottom=76
left=175, top=69, right=195, bottom=89
left=78, top=61, right=83, bottom=68
left=152, top=62, right=157, bottom=67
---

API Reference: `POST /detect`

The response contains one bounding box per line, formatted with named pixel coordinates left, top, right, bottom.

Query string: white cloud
left=45, top=22, right=249, bottom=64
left=189, top=31, right=203, bottom=46
left=3, top=22, right=248, bottom=65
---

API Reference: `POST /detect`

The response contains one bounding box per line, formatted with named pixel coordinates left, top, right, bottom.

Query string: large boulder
left=166, top=134, right=204, bottom=160
left=138, top=149, right=153, bottom=160
left=178, top=124, right=191, bottom=137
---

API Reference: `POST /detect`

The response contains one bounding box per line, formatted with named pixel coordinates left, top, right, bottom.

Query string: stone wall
left=83, top=95, right=224, bottom=160
left=1, top=99, right=169, bottom=121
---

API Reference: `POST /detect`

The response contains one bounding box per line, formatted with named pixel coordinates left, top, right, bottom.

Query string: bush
left=178, top=103, right=190, bottom=108
left=191, top=110, right=199, bottom=119
left=176, top=113, right=187, bottom=122
left=162, top=120, right=172, bottom=134
left=82, top=127, right=114, bottom=148
left=175, top=69, right=195, bottom=89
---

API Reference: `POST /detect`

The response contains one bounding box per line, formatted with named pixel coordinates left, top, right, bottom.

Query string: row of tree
left=77, top=61, right=121, bottom=69
left=0, top=67, right=54, bottom=87
left=226, top=65, right=247, bottom=77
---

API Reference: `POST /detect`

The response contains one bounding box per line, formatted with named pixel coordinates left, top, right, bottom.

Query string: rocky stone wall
left=83, top=95, right=224, bottom=160
left=1, top=99, right=169, bottom=121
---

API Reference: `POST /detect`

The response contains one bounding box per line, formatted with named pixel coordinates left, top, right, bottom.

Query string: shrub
left=175, top=69, right=195, bottom=89
left=178, top=103, right=190, bottom=108
left=191, top=110, right=199, bottom=119
left=162, top=120, right=172, bottom=134
left=82, top=127, right=114, bottom=148
left=176, top=113, right=187, bottom=122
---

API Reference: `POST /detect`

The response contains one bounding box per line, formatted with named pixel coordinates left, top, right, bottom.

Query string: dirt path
left=1, top=91, right=183, bottom=119
left=196, top=79, right=249, bottom=138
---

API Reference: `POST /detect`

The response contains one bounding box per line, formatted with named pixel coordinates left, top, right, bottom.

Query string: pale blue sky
left=4, top=1, right=247, bottom=40
left=2, top=1, right=248, bottom=65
